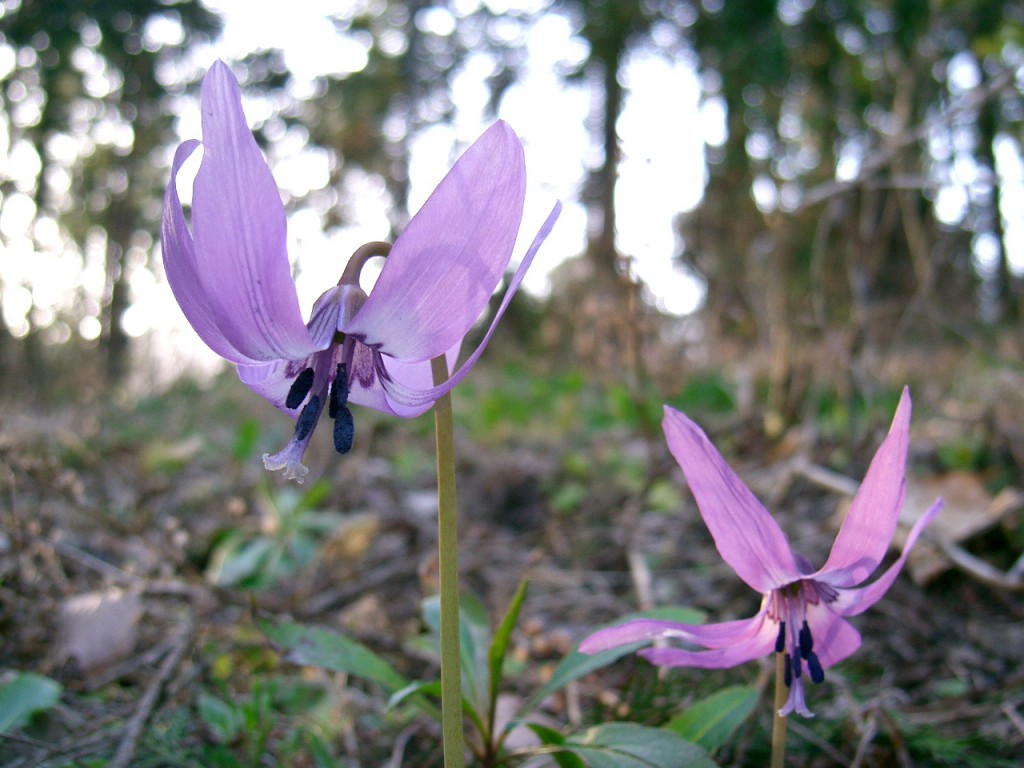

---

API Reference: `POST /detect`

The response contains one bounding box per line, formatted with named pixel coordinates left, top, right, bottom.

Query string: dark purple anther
left=775, top=621, right=786, bottom=654
left=334, top=406, right=354, bottom=455
left=807, top=651, right=825, bottom=684
left=294, top=395, right=321, bottom=441
left=286, top=367, right=316, bottom=409
left=799, top=620, right=813, bottom=657
left=329, top=363, right=349, bottom=419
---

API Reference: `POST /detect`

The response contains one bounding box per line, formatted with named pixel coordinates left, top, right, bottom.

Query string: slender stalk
left=771, top=652, right=788, bottom=768
left=432, top=355, right=464, bottom=768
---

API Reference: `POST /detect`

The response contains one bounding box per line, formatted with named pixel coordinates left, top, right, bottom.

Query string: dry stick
left=432, top=355, right=465, bottom=768
left=108, top=621, right=192, bottom=768
left=770, top=652, right=788, bottom=768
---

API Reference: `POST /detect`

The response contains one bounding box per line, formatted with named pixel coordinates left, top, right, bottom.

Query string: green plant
left=205, top=481, right=342, bottom=590
left=261, top=583, right=757, bottom=767
left=197, top=678, right=338, bottom=767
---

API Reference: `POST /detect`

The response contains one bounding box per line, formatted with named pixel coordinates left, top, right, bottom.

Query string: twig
left=785, top=717, right=851, bottom=765
left=297, top=556, right=416, bottom=618
left=790, top=456, right=860, bottom=497
left=928, top=533, right=1024, bottom=592
left=107, top=621, right=192, bottom=768
left=1001, top=700, right=1024, bottom=740
left=626, top=549, right=654, bottom=612
left=51, top=538, right=139, bottom=585
left=794, top=68, right=1016, bottom=211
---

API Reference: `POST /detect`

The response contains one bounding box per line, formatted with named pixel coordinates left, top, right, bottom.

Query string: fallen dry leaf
left=57, top=588, right=143, bottom=672
left=897, top=473, right=1008, bottom=583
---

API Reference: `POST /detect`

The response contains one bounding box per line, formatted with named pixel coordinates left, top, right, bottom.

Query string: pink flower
left=580, top=388, right=941, bottom=717
left=162, top=62, right=559, bottom=480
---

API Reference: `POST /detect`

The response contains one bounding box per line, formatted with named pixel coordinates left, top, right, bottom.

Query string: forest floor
left=1, top=350, right=1022, bottom=767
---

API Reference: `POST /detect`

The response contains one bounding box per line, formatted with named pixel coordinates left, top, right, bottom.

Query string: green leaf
left=665, top=686, right=759, bottom=752
left=197, top=692, right=241, bottom=744
left=525, top=641, right=646, bottom=715
left=386, top=680, right=443, bottom=711
left=522, top=606, right=706, bottom=715
left=421, top=593, right=491, bottom=715
left=488, top=579, right=528, bottom=712
left=207, top=534, right=275, bottom=587
left=559, top=722, right=717, bottom=768
left=0, top=673, right=61, bottom=734
left=259, top=619, right=408, bottom=693
left=529, top=724, right=586, bottom=768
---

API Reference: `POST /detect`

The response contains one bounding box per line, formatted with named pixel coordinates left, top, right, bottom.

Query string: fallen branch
left=108, top=620, right=193, bottom=768
left=928, top=534, right=1024, bottom=592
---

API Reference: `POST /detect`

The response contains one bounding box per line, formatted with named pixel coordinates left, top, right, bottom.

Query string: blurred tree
left=0, top=0, right=219, bottom=385
left=281, top=1, right=532, bottom=238
left=677, top=0, right=1022, bottom=420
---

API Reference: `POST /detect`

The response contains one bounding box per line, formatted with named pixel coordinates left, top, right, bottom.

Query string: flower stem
left=432, top=355, right=464, bottom=768
left=771, top=652, right=788, bottom=768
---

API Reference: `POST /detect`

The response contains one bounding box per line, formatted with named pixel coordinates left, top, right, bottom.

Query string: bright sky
left=193, top=0, right=708, bottom=296
left=1, top=0, right=1021, bottom=385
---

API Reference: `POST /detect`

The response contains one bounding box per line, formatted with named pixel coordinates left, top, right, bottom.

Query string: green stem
left=432, top=355, right=464, bottom=768
left=771, top=652, right=788, bottom=768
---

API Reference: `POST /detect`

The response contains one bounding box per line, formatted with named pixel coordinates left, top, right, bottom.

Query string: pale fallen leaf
left=57, top=588, right=143, bottom=672
left=896, top=473, right=1010, bottom=584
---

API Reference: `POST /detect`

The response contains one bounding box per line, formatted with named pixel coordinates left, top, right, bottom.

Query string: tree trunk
left=102, top=197, right=131, bottom=384
left=593, top=52, right=622, bottom=275
left=978, top=94, right=1017, bottom=322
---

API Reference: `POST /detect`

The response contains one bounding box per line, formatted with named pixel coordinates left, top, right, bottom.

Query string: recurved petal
left=829, top=497, right=942, bottom=617
left=663, top=406, right=799, bottom=593
left=345, top=343, right=462, bottom=418
left=816, top=388, right=912, bottom=587
left=580, top=614, right=766, bottom=655
left=237, top=356, right=311, bottom=415
left=372, top=202, right=560, bottom=410
left=342, top=121, right=527, bottom=361
left=189, top=61, right=318, bottom=362
left=803, top=602, right=861, bottom=670
left=163, top=140, right=255, bottom=365
left=639, top=617, right=778, bottom=670
left=235, top=291, right=343, bottom=412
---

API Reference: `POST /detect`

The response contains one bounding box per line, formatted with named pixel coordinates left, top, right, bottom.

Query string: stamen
left=286, top=367, right=316, bottom=409
left=334, top=405, right=354, bottom=455
left=799, top=620, right=814, bottom=656
left=294, top=395, right=321, bottom=441
left=783, top=653, right=793, bottom=687
left=329, top=363, right=349, bottom=419
left=806, top=651, right=825, bottom=684
left=792, top=645, right=802, bottom=678
left=775, top=621, right=786, bottom=653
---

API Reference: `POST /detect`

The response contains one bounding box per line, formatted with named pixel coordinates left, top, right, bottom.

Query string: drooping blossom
left=162, top=61, right=560, bottom=481
left=580, top=388, right=941, bottom=717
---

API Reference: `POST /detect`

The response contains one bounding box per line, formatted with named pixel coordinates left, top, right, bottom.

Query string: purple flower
left=162, top=62, right=560, bottom=481
left=580, top=388, right=941, bottom=717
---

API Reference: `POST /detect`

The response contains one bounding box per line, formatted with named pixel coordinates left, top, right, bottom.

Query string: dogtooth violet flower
left=580, top=388, right=942, bottom=717
left=162, top=62, right=560, bottom=482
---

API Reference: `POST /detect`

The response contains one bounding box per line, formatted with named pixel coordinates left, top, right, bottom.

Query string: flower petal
left=372, top=201, right=561, bottom=409
left=815, top=388, right=913, bottom=587
left=779, top=679, right=813, bottom=718
left=580, top=614, right=766, bottom=655
left=804, top=602, right=861, bottom=670
left=662, top=406, right=799, bottom=593
left=189, top=61, right=317, bottom=362
left=639, top=617, right=778, bottom=669
left=830, top=497, right=942, bottom=617
left=345, top=343, right=462, bottom=418
left=237, top=356, right=311, bottom=414
left=236, top=291, right=343, bottom=413
left=162, top=139, right=255, bottom=364
left=342, top=121, right=527, bottom=361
